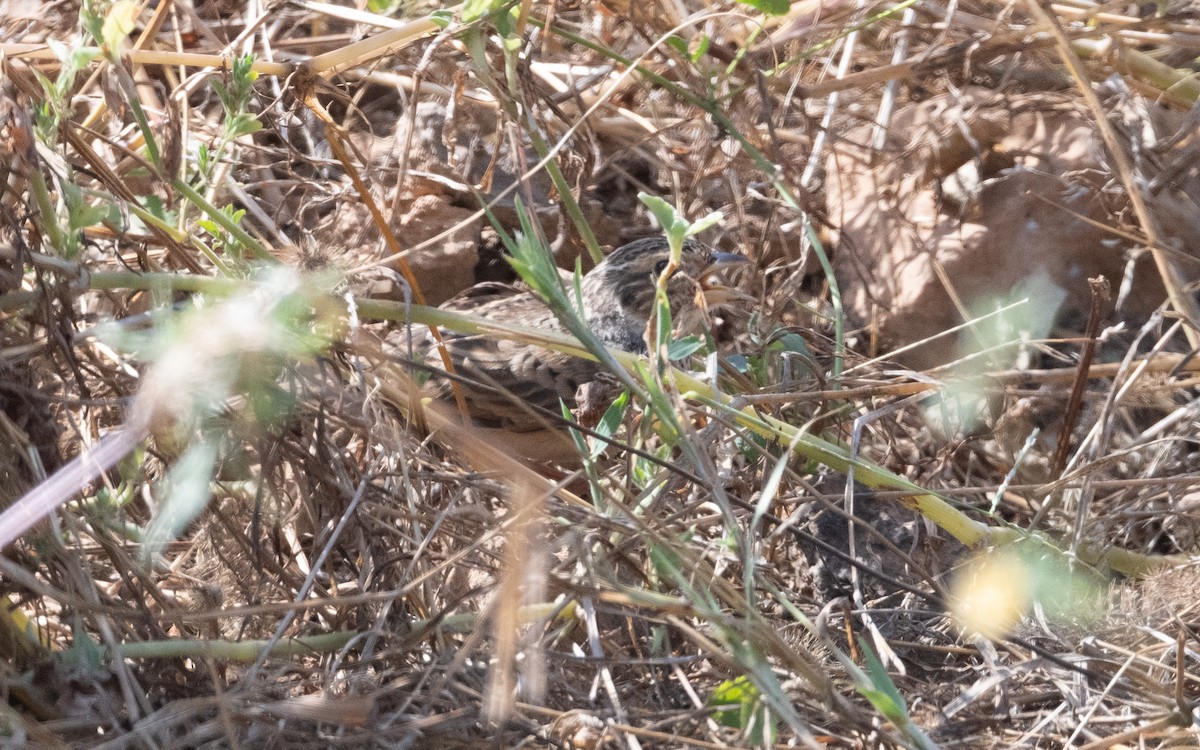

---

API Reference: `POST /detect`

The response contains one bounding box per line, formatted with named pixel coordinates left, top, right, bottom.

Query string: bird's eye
left=653, top=259, right=670, bottom=276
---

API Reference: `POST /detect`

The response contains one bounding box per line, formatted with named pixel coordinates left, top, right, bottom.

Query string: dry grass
left=1, top=0, right=1199, bottom=747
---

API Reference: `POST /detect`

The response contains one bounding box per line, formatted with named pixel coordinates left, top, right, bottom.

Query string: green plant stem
left=172, top=179, right=275, bottom=265
left=532, top=19, right=847, bottom=375
left=105, top=55, right=161, bottom=168
left=100, top=602, right=569, bottom=662
left=28, top=171, right=66, bottom=255
left=525, top=127, right=604, bottom=264
left=461, top=27, right=604, bottom=264
left=374, top=298, right=1181, bottom=577
left=111, top=630, right=357, bottom=661
left=68, top=272, right=1180, bottom=577
left=127, top=202, right=187, bottom=241
left=1072, top=38, right=1200, bottom=103
left=88, top=271, right=242, bottom=295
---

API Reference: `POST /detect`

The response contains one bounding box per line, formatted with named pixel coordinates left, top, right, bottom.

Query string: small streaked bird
left=412, top=237, right=746, bottom=461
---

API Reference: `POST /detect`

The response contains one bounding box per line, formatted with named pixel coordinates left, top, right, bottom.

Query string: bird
left=407, top=236, right=747, bottom=461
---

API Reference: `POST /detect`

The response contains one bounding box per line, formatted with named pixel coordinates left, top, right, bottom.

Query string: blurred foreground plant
left=105, top=269, right=342, bottom=560
left=0, top=269, right=342, bottom=558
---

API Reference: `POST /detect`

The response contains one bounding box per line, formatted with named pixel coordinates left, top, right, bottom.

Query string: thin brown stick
left=1051, top=276, right=1111, bottom=479
left=297, top=85, right=471, bottom=420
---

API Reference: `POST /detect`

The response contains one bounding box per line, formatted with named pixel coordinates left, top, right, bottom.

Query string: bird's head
left=581, top=237, right=748, bottom=349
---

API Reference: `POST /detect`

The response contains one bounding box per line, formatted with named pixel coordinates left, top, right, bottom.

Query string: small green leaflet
left=737, top=0, right=790, bottom=14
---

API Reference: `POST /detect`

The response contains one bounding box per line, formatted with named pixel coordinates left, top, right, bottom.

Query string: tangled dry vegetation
left=2, top=0, right=1200, bottom=746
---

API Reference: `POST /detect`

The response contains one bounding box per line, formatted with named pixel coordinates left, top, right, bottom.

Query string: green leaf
left=117, top=444, right=146, bottom=485
left=227, top=114, right=263, bottom=138
left=735, top=432, right=768, bottom=461
left=197, top=142, right=211, bottom=169
left=462, top=0, right=503, bottom=23
left=563, top=400, right=588, bottom=456
left=45, top=40, right=101, bottom=94
left=708, top=675, right=777, bottom=744
left=430, top=8, right=454, bottom=28
left=736, top=0, right=791, bottom=15
left=247, top=380, right=296, bottom=432
left=689, top=34, right=712, bottom=63
left=725, top=353, right=751, bottom=373
left=590, top=390, right=629, bottom=459
left=667, top=335, right=704, bottom=360
left=493, top=3, right=523, bottom=49
left=79, top=1, right=104, bottom=46
left=684, top=210, right=724, bottom=237
left=139, top=195, right=172, bottom=222
left=653, top=292, right=673, bottom=362
left=62, top=621, right=104, bottom=673
left=69, top=46, right=103, bottom=78
left=855, top=637, right=910, bottom=727
left=101, top=0, right=140, bottom=52
left=775, top=332, right=810, bottom=355
left=45, top=38, right=72, bottom=67
left=143, top=439, right=219, bottom=562
left=60, top=183, right=101, bottom=229
left=665, top=35, right=690, bottom=56
left=639, top=193, right=684, bottom=236
left=710, top=676, right=756, bottom=728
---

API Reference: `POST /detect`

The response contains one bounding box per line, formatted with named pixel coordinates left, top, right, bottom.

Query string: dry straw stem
left=794, top=5, right=1200, bottom=106
left=743, top=356, right=1200, bottom=405
left=0, top=43, right=293, bottom=78
left=304, top=12, right=451, bottom=77
left=0, top=4, right=450, bottom=78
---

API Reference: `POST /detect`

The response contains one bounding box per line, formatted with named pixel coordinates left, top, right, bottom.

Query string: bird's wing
left=420, top=292, right=600, bottom=432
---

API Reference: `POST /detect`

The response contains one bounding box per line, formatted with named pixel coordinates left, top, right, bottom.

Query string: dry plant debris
left=0, top=0, right=1199, bottom=747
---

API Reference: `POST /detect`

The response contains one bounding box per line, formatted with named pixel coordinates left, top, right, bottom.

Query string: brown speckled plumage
left=420, top=236, right=742, bottom=444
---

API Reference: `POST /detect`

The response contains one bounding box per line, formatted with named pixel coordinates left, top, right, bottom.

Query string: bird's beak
left=698, top=252, right=751, bottom=307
